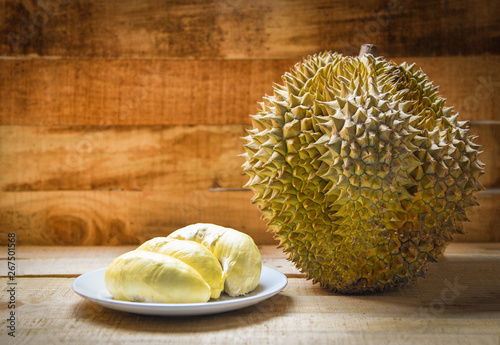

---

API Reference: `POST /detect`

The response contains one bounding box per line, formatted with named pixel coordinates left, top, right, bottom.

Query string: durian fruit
left=167, top=223, right=262, bottom=296
left=104, top=250, right=212, bottom=303
left=241, top=50, right=484, bottom=293
left=105, top=224, right=262, bottom=303
left=137, top=238, right=226, bottom=299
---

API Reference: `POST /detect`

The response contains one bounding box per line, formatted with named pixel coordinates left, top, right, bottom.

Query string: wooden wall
left=0, top=0, right=499, bottom=245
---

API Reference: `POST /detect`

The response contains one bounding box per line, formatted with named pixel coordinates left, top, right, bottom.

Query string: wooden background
left=0, top=0, right=499, bottom=245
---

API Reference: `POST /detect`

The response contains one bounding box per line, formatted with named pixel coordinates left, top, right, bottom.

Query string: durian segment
left=167, top=223, right=262, bottom=297
left=104, top=250, right=211, bottom=303
left=242, top=52, right=485, bottom=293
left=137, top=238, right=225, bottom=299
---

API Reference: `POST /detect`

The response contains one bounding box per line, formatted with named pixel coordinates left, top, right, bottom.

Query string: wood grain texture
left=0, top=59, right=291, bottom=125
left=0, top=244, right=499, bottom=345
left=1, top=123, right=497, bottom=192
left=0, top=190, right=498, bottom=246
left=0, top=190, right=275, bottom=245
left=1, top=56, right=499, bottom=126
left=1, top=0, right=499, bottom=249
left=0, top=125, right=249, bottom=191
left=463, top=193, right=500, bottom=242
left=469, top=125, right=500, bottom=188
left=0, top=0, right=498, bottom=58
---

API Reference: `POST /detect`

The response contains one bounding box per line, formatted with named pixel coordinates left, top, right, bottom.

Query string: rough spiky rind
left=242, top=52, right=485, bottom=294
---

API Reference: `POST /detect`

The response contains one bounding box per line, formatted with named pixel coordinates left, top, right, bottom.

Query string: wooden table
left=2, top=243, right=500, bottom=345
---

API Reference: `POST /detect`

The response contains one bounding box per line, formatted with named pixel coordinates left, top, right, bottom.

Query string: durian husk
left=241, top=51, right=485, bottom=294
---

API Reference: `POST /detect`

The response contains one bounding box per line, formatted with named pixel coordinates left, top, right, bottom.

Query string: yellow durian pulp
left=104, top=250, right=211, bottom=303
left=167, top=223, right=262, bottom=297
left=104, top=224, right=262, bottom=302
left=138, top=238, right=225, bottom=299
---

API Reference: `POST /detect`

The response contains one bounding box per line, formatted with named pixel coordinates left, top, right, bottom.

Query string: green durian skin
left=242, top=52, right=485, bottom=294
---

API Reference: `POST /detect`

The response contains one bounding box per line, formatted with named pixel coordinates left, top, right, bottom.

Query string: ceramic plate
left=72, top=265, right=287, bottom=316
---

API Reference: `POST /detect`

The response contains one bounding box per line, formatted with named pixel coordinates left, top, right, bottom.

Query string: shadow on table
left=346, top=257, right=500, bottom=316
left=71, top=292, right=294, bottom=333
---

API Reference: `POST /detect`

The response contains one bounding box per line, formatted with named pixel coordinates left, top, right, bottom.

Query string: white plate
left=72, top=266, right=287, bottom=316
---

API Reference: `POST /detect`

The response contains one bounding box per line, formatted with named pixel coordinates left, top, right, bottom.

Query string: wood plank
left=2, top=243, right=499, bottom=277
left=0, top=0, right=498, bottom=58
left=0, top=125, right=250, bottom=191
left=463, top=192, right=500, bottom=242
left=0, top=123, right=498, bottom=192
left=468, top=125, right=500, bottom=189
left=4, top=245, right=137, bottom=260
left=0, top=190, right=275, bottom=246
left=0, top=59, right=290, bottom=125
left=443, top=242, right=500, bottom=260
left=23, top=246, right=281, bottom=264
left=0, top=190, right=498, bottom=246
left=1, top=254, right=499, bottom=345
left=1, top=56, right=499, bottom=126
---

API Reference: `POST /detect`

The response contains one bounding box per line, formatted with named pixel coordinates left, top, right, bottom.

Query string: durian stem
left=359, top=44, right=378, bottom=57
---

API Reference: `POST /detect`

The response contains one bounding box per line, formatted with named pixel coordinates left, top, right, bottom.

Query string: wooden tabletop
left=1, top=243, right=500, bottom=345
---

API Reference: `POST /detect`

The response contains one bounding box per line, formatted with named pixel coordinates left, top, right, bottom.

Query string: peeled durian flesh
left=105, top=224, right=262, bottom=303
left=167, top=223, right=262, bottom=297
left=137, top=238, right=225, bottom=299
left=104, top=250, right=212, bottom=303
left=241, top=51, right=485, bottom=294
